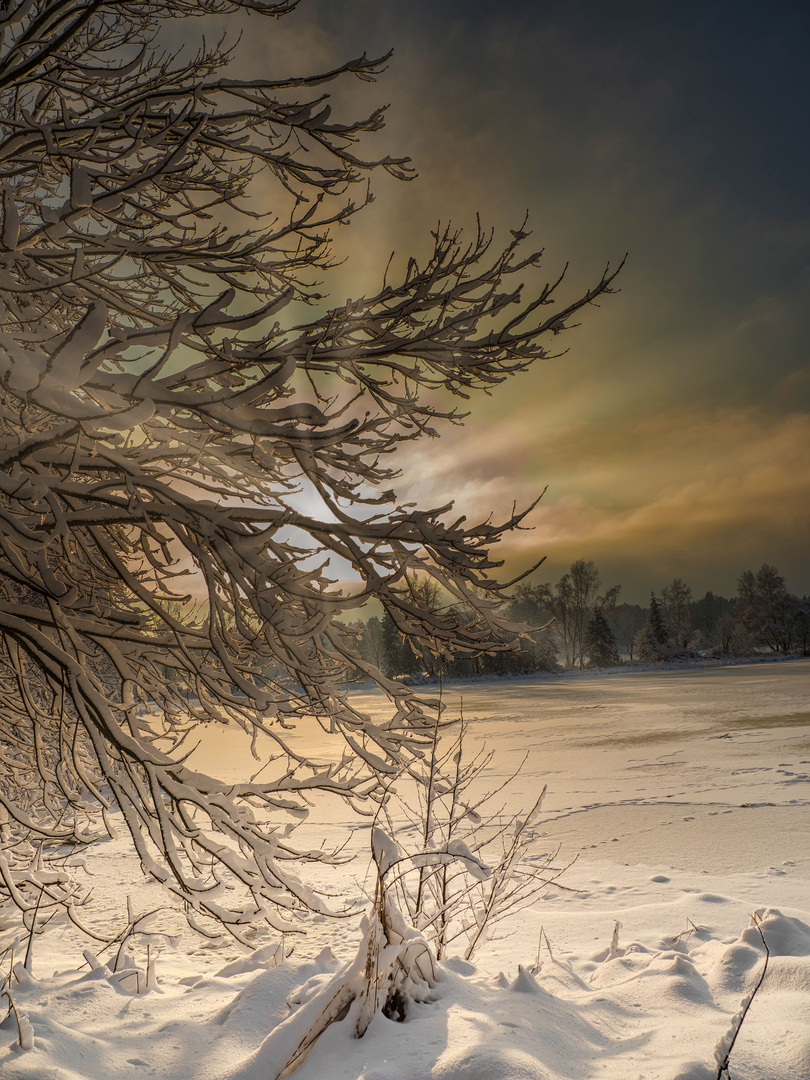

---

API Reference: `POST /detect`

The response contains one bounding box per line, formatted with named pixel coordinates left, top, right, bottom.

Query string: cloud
left=394, top=407, right=810, bottom=598
left=169, top=4, right=810, bottom=601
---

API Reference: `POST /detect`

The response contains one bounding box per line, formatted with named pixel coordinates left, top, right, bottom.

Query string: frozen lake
left=193, top=659, right=810, bottom=877
left=356, top=660, right=810, bottom=875
left=5, top=661, right=809, bottom=1080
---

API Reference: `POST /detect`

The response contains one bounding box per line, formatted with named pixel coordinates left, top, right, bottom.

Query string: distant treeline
left=346, top=561, right=810, bottom=678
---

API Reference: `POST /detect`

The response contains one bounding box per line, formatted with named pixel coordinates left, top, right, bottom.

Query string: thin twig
left=714, top=916, right=770, bottom=1080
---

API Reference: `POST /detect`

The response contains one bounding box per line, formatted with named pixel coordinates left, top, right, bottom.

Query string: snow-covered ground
left=2, top=660, right=808, bottom=1080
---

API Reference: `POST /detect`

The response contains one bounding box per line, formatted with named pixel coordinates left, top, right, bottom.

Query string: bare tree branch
left=0, top=0, right=621, bottom=937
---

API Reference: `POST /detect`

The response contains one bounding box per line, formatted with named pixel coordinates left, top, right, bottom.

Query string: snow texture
left=1, top=660, right=808, bottom=1080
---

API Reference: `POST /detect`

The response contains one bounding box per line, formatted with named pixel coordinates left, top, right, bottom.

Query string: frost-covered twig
left=713, top=915, right=770, bottom=1080
left=672, top=918, right=701, bottom=945
left=0, top=978, right=33, bottom=1051
left=531, top=925, right=554, bottom=973
left=21, top=883, right=44, bottom=975
left=380, top=717, right=570, bottom=961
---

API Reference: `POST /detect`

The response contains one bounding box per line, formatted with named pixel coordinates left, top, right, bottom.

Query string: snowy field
left=2, top=660, right=809, bottom=1080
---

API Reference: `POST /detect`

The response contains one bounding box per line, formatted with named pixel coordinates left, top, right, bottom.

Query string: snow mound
left=3, top=901, right=810, bottom=1080
left=740, top=907, right=810, bottom=955
left=431, top=1046, right=550, bottom=1079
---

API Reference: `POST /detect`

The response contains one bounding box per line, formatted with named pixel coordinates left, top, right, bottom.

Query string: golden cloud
left=395, top=407, right=810, bottom=595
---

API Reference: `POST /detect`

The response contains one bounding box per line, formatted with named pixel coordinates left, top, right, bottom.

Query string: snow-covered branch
left=0, top=0, right=620, bottom=936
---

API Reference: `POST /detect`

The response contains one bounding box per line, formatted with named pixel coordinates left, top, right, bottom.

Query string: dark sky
left=223, top=1, right=810, bottom=602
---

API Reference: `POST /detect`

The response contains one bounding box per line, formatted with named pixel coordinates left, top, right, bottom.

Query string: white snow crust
left=1, top=659, right=808, bottom=1080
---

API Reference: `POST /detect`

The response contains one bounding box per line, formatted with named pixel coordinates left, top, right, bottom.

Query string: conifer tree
left=635, top=592, right=670, bottom=662
left=584, top=607, right=620, bottom=667
left=648, top=592, right=669, bottom=647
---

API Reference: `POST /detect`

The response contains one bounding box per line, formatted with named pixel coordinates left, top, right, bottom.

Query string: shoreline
left=386, top=652, right=809, bottom=690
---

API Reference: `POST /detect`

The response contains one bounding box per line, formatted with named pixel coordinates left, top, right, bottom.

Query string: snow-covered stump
left=230, top=827, right=438, bottom=1080
left=353, top=828, right=438, bottom=1036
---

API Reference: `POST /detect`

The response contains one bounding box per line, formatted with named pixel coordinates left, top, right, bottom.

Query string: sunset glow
left=222, top=1, right=810, bottom=600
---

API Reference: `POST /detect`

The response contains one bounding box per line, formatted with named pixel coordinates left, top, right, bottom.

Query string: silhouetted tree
left=794, top=599, right=810, bottom=657
left=714, top=611, right=750, bottom=656
left=662, top=578, right=693, bottom=648
left=584, top=608, right=619, bottom=667
left=635, top=592, right=670, bottom=662
left=358, top=616, right=386, bottom=673
left=737, top=565, right=794, bottom=654
left=690, top=591, right=735, bottom=646
left=608, top=603, right=646, bottom=661
left=503, top=584, right=559, bottom=672
left=539, top=560, right=619, bottom=668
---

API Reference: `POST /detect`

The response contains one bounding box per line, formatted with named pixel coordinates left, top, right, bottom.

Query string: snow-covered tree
left=502, top=584, right=560, bottom=673
left=736, top=565, right=795, bottom=654
left=0, top=0, right=620, bottom=936
left=714, top=611, right=750, bottom=656
left=608, top=601, right=646, bottom=662
left=357, top=616, right=386, bottom=673
left=661, top=577, right=693, bottom=649
left=584, top=607, right=619, bottom=667
left=538, top=560, right=619, bottom=668
left=635, top=592, right=670, bottom=663
left=691, top=590, right=735, bottom=647
left=793, top=598, right=810, bottom=657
